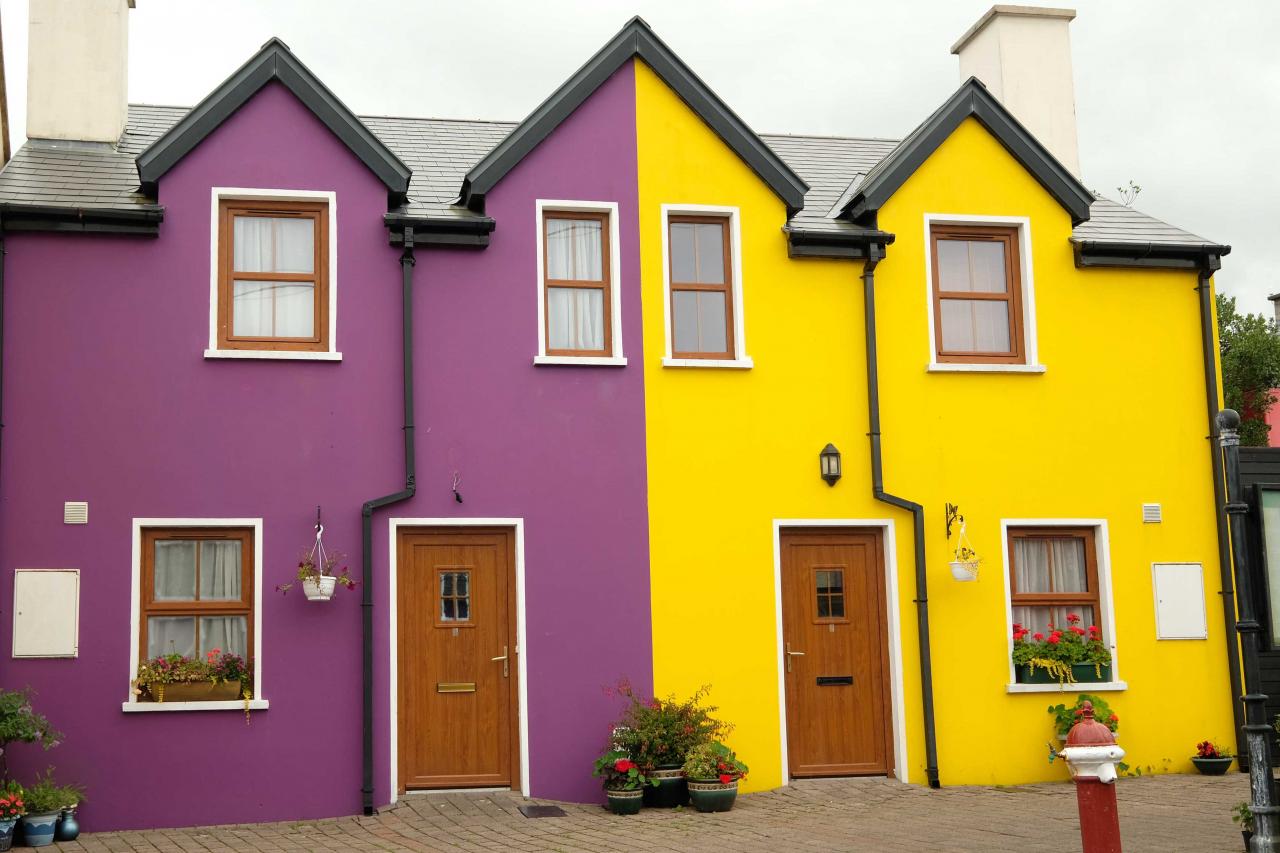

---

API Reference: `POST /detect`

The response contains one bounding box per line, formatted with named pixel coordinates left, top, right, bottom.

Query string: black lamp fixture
left=819, top=443, right=841, bottom=486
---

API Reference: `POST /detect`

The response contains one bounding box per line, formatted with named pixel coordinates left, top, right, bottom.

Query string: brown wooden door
left=781, top=528, right=893, bottom=778
left=398, top=527, right=518, bottom=791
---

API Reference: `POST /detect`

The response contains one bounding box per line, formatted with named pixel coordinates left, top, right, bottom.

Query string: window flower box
left=1011, top=612, right=1112, bottom=685
left=1015, top=662, right=1111, bottom=685
left=146, top=680, right=242, bottom=703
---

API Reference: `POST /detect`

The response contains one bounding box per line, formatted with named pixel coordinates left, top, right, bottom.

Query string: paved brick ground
left=52, top=773, right=1249, bottom=852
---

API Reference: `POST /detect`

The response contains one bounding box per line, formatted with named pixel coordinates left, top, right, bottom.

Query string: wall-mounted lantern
left=819, top=443, right=841, bottom=486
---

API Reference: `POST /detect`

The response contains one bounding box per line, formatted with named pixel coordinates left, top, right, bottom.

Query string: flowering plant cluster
left=0, top=788, right=24, bottom=821
left=1048, top=694, right=1119, bottom=739
left=592, top=749, right=658, bottom=791
left=131, top=650, right=252, bottom=695
left=277, top=550, right=355, bottom=595
left=682, top=741, right=749, bottom=784
left=1012, top=613, right=1112, bottom=682
left=0, top=689, right=62, bottom=763
left=18, top=768, right=81, bottom=815
left=608, top=681, right=728, bottom=770
left=1195, top=740, right=1231, bottom=759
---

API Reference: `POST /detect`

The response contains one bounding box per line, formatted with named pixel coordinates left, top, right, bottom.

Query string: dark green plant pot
left=1015, top=662, right=1111, bottom=685
left=1191, top=756, right=1233, bottom=775
left=605, top=788, right=643, bottom=816
left=1243, top=829, right=1253, bottom=852
left=688, top=779, right=738, bottom=813
left=642, top=766, right=688, bottom=808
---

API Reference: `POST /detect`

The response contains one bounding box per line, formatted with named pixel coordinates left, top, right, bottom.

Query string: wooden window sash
left=542, top=210, right=612, bottom=357
left=669, top=214, right=734, bottom=360
left=931, top=225, right=1024, bottom=364
left=218, top=199, right=329, bottom=352
left=139, top=527, right=254, bottom=662
left=1007, top=527, right=1101, bottom=628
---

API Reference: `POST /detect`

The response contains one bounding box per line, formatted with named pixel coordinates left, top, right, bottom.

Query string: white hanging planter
left=949, top=560, right=979, bottom=582
left=302, top=575, right=338, bottom=601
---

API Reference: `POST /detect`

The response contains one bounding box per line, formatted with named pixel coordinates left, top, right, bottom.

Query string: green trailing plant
left=0, top=690, right=61, bottom=781
left=608, top=681, right=728, bottom=770
left=592, top=749, right=656, bottom=792
left=1048, top=694, right=1119, bottom=739
left=682, top=742, right=749, bottom=783
left=1012, top=613, right=1111, bottom=683
left=1234, top=801, right=1255, bottom=834
left=1218, top=293, right=1280, bottom=446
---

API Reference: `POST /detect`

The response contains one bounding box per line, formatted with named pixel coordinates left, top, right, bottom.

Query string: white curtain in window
left=1051, top=538, right=1087, bottom=592
left=233, top=216, right=313, bottom=273
left=546, top=218, right=602, bottom=281
left=939, top=299, right=1010, bottom=352
left=154, top=541, right=196, bottom=601
left=1013, top=538, right=1049, bottom=593
left=547, top=287, right=604, bottom=351
left=232, top=281, right=314, bottom=338
left=200, top=616, right=247, bottom=658
left=147, top=616, right=195, bottom=658
left=1013, top=605, right=1096, bottom=636
left=200, top=541, right=242, bottom=601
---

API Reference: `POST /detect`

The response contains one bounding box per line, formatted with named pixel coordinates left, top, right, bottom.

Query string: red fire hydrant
left=1061, top=700, right=1126, bottom=852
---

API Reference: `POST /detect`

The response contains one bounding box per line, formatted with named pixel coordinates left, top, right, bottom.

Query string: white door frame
left=772, top=519, right=907, bottom=783
left=388, top=518, right=530, bottom=802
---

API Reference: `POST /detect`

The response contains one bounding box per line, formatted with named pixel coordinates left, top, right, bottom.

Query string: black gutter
left=1197, top=256, right=1247, bottom=763
left=0, top=204, right=164, bottom=236
left=361, top=226, right=418, bottom=816
left=1074, top=239, right=1232, bottom=270
left=860, top=242, right=941, bottom=788
left=785, top=226, right=896, bottom=260
left=384, top=213, right=495, bottom=248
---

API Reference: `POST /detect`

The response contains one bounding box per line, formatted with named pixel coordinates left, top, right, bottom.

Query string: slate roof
left=0, top=101, right=1223, bottom=250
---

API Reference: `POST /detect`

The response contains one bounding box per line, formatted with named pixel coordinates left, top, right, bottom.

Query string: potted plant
left=682, top=742, right=749, bottom=813
left=132, top=650, right=252, bottom=704
left=609, top=682, right=727, bottom=809
left=1191, top=740, right=1233, bottom=775
left=1233, top=801, right=1254, bottom=852
left=592, top=749, right=655, bottom=815
left=1048, top=694, right=1119, bottom=742
left=276, top=523, right=353, bottom=601
left=1012, top=613, right=1112, bottom=684
left=53, top=782, right=84, bottom=842
left=0, top=689, right=61, bottom=780
left=18, top=770, right=62, bottom=848
left=949, top=544, right=980, bottom=582
left=0, top=783, right=24, bottom=852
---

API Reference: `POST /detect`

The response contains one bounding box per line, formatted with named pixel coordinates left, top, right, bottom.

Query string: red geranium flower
left=1067, top=613, right=1081, bottom=624
left=1033, top=632, right=1044, bottom=641
left=614, top=759, right=634, bottom=773
left=1047, top=635, right=1060, bottom=644
left=719, top=774, right=732, bottom=784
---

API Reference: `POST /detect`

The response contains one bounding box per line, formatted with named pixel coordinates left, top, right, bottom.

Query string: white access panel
left=12, top=569, right=79, bottom=657
left=1151, top=562, right=1207, bottom=640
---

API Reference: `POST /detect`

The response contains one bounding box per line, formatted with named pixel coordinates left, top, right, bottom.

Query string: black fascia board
left=843, top=78, right=1094, bottom=226
left=461, top=17, right=808, bottom=216
left=385, top=213, right=496, bottom=248
left=136, top=38, right=411, bottom=204
left=1073, top=239, right=1231, bottom=271
left=0, top=203, right=165, bottom=236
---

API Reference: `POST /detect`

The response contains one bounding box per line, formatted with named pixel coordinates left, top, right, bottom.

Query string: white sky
left=1, top=0, right=1275, bottom=314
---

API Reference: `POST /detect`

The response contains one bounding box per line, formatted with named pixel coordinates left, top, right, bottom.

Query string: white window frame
left=204, top=188, right=341, bottom=361
left=661, top=204, right=752, bottom=369
left=923, top=213, right=1042, bottom=374
left=533, top=199, right=626, bottom=366
left=123, top=518, right=268, bottom=712
left=1001, top=518, right=1124, bottom=693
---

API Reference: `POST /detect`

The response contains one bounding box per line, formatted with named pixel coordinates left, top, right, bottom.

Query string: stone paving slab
left=52, top=773, right=1251, bottom=852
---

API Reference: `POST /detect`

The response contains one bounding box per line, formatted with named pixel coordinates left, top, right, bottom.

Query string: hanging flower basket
left=949, top=518, right=980, bottom=582
left=302, top=575, right=339, bottom=601
left=277, top=512, right=354, bottom=602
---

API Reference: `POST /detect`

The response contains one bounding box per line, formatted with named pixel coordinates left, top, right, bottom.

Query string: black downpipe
left=1198, top=260, right=1246, bottom=762
left=361, top=227, right=418, bottom=816
left=861, top=245, right=940, bottom=788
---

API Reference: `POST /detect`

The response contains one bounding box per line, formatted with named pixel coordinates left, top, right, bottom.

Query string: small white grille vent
left=1142, top=503, right=1162, bottom=524
left=63, top=502, right=88, bottom=525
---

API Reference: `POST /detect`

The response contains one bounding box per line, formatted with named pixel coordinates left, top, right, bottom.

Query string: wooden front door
left=398, top=527, right=518, bottom=791
left=781, top=528, right=893, bottom=778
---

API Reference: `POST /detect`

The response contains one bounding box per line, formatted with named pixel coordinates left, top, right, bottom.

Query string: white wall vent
left=63, top=501, right=88, bottom=524
left=1142, top=503, right=1162, bottom=524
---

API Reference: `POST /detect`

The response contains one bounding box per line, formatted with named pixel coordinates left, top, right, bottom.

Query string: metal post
left=1219, top=408, right=1280, bottom=853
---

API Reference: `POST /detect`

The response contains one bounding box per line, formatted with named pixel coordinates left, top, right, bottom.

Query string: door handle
left=786, top=642, right=805, bottom=673
left=491, top=645, right=509, bottom=678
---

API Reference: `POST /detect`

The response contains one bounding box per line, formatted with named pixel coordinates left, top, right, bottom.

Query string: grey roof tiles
left=0, top=101, right=1222, bottom=250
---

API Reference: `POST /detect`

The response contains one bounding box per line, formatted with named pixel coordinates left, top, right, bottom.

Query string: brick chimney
left=951, top=5, right=1081, bottom=176
left=27, top=0, right=134, bottom=144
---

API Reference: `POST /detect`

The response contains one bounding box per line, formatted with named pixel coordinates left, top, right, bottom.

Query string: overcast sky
left=1, top=0, right=1274, bottom=314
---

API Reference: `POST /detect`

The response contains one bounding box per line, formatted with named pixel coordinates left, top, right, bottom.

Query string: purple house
left=0, top=3, right=665, bottom=831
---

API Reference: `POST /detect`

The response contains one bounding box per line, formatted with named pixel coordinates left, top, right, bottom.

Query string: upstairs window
left=668, top=215, right=733, bottom=359
left=930, top=225, right=1024, bottom=364
left=543, top=211, right=612, bottom=356
left=218, top=199, right=329, bottom=352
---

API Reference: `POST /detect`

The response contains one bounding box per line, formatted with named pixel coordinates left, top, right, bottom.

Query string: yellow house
left=631, top=6, right=1235, bottom=790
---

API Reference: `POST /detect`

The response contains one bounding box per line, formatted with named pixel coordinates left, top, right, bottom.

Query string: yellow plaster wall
left=636, top=55, right=1233, bottom=789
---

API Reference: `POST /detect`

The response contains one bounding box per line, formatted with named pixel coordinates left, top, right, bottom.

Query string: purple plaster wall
left=0, top=62, right=650, bottom=832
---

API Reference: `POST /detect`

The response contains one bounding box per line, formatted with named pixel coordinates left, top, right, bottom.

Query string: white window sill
left=122, top=699, right=269, bottom=713
left=662, top=357, right=754, bottom=369
left=1006, top=681, right=1126, bottom=694
left=927, top=363, right=1046, bottom=374
left=533, top=355, right=628, bottom=367
left=205, top=349, right=342, bottom=362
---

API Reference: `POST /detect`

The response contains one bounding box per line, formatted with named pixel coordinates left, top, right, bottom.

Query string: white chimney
left=27, top=0, right=134, bottom=144
left=951, top=5, right=1081, bottom=176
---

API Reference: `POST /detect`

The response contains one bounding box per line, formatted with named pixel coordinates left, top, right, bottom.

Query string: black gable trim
left=461, top=17, right=807, bottom=216
left=843, top=78, right=1094, bottom=226
left=136, top=38, right=411, bottom=204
